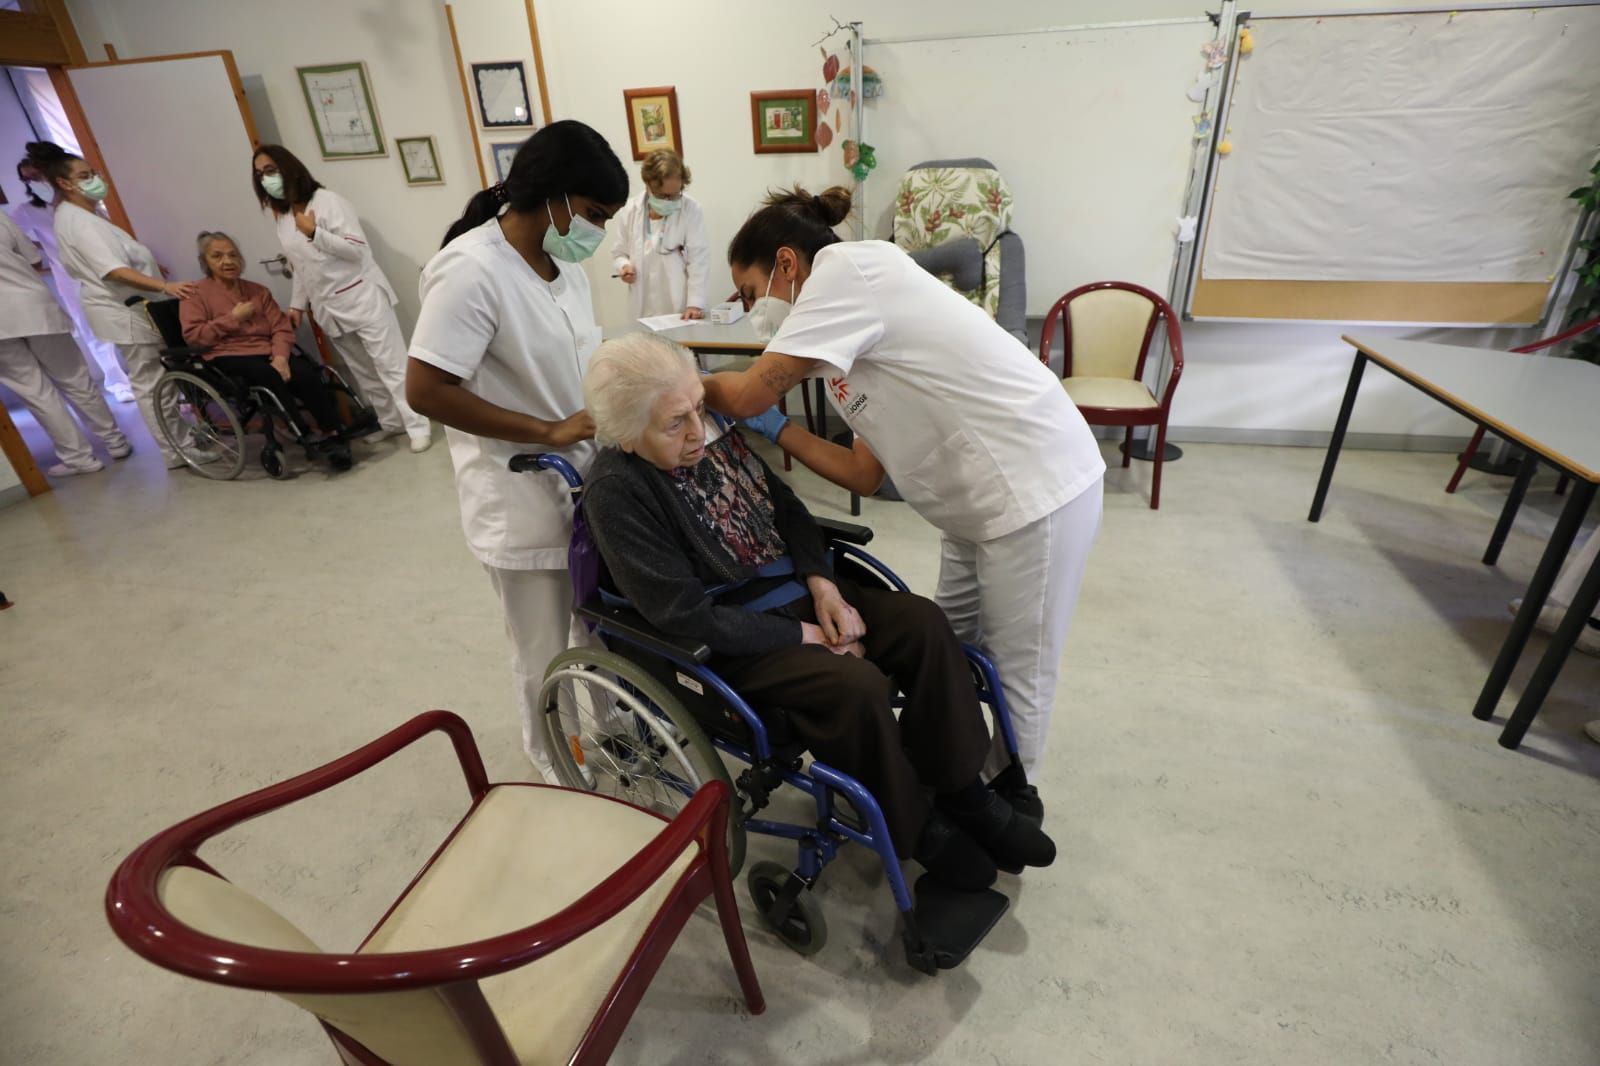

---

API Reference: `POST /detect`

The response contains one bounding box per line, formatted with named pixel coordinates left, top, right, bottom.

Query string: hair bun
left=812, top=186, right=854, bottom=228
left=25, top=141, right=67, bottom=162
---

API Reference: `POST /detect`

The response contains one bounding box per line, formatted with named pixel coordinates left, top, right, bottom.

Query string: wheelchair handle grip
left=508, top=452, right=584, bottom=490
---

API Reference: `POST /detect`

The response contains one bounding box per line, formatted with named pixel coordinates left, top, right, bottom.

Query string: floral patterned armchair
left=892, top=158, right=1027, bottom=342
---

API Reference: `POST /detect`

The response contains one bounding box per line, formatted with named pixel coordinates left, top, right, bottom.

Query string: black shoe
left=988, top=763, right=1045, bottom=823
left=944, top=791, right=1055, bottom=873
left=325, top=443, right=354, bottom=471
left=913, top=810, right=997, bottom=892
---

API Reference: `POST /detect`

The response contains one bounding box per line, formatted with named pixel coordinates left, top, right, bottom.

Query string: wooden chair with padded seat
left=105, top=710, right=763, bottom=1066
left=1039, top=281, right=1184, bottom=510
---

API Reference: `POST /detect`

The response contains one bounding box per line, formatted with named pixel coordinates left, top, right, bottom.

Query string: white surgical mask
left=748, top=259, right=795, bottom=342
left=27, top=180, right=55, bottom=203
left=260, top=173, right=286, bottom=200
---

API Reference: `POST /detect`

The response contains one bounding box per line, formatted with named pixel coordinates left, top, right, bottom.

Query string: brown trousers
left=715, top=580, right=990, bottom=856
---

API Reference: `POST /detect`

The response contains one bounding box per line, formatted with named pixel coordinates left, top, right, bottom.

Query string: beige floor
left=1, top=403, right=1597, bottom=1066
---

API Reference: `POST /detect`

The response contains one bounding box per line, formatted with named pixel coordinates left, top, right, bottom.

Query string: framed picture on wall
left=396, top=136, right=444, bottom=186
left=490, top=141, right=524, bottom=183
left=472, top=61, right=534, bottom=129
left=296, top=61, right=386, bottom=159
left=622, top=86, right=681, bottom=161
left=750, top=90, right=817, bottom=154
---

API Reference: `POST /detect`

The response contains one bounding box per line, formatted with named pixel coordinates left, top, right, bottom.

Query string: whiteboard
left=865, top=21, right=1212, bottom=314
left=67, top=55, right=289, bottom=308
left=1202, top=6, right=1600, bottom=286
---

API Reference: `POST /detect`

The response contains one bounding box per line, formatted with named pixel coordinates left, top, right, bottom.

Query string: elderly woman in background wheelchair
left=580, top=332, right=1055, bottom=892
left=179, top=231, right=355, bottom=469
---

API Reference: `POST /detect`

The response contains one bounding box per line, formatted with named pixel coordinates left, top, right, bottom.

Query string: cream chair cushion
left=159, top=784, right=696, bottom=1066
left=1066, top=289, right=1155, bottom=379
left=1062, top=377, right=1158, bottom=410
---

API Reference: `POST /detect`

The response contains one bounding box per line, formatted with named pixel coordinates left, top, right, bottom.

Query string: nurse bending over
left=406, top=121, right=628, bottom=781
left=705, top=187, right=1106, bottom=814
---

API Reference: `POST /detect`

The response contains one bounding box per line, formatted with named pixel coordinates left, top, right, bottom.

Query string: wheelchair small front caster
left=747, top=861, right=827, bottom=956
left=260, top=445, right=287, bottom=479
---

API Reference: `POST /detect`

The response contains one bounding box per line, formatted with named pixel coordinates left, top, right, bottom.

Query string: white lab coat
left=410, top=217, right=602, bottom=777
left=610, top=192, right=711, bottom=318
left=5, top=200, right=127, bottom=390
left=51, top=201, right=161, bottom=345
left=766, top=239, right=1108, bottom=772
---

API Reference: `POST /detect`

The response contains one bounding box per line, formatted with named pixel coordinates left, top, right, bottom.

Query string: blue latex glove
left=740, top=405, right=790, bottom=444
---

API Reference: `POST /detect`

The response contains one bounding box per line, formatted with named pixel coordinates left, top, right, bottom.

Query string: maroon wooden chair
left=105, top=710, right=763, bottom=1065
left=1444, top=316, right=1600, bottom=495
left=1040, top=281, right=1184, bottom=509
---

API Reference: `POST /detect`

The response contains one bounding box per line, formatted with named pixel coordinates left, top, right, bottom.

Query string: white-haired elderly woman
left=581, top=333, right=1057, bottom=892
left=179, top=230, right=350, bottom=458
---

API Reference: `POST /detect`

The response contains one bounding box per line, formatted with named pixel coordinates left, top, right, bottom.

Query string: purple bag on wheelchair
left=568, top=497, right=601, bottom=628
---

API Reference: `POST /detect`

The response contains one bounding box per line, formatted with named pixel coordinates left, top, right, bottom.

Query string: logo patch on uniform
left=828, top=376, right=850, bottom=403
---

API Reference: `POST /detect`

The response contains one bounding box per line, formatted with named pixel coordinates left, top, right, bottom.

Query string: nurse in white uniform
left=10, top=158, right=133, bottom=400
left=28, top=142, right=206, bottom=470
left=705, top=185, right=1106, bottom=815
left=610, top=149, right=711, bottom=320
left=407, top=121, right=628, bottom=779
left=0, top=209, right=131, bottom=476
left=251, top=144, right=432, bottom=453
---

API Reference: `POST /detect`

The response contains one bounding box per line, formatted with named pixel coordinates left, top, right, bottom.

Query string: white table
left=1308, top=335, right=1600, bottom=749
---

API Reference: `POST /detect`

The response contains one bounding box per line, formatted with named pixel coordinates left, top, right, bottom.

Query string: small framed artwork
left=490, top=141, right=524, bottom=183
left=622, top=86, right=681, bottom=161
left=472, top=61, right=534, bottom=129
left=297, top=61, right=386, bottom=159
left=396, top=136, right=444, bottom=186
left=750, top=90, right=817, bottom=154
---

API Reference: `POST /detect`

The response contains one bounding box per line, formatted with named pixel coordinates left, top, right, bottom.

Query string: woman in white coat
left=0, top=208, right=130, bottom=476
left=251, top=144, right=431, bottom=452
left=27, top=141, right=208, bottom=470
left=406, top=120, right=628, bottom=780
left=704, top=185, right=1107, bottom=819
left=611, top=149, right=711, bottom=320
left=11, top=157, right=133, bottom=401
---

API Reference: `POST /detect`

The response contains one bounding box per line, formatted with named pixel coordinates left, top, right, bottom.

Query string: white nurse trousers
left=484, top=566, right=588, bottom=781
left=326, top=306, right=431, bottom=442
left=116, top=340, right=185, bottom=466
left=935, top=475, right=1105, bottom=777
left=0, top=333, right=129, bottom=467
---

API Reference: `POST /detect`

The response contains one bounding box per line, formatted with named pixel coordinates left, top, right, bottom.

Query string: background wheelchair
left=515, top=453, right=1031, bottom=975
left=134, top=297, right=376, bottom=479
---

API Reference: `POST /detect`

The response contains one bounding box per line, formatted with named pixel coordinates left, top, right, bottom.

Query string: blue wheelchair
left=515, top=453, right=1028, bottom=974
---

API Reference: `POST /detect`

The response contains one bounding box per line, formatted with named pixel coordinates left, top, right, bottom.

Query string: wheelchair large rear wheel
left=539, top=647, right=745, bottom=875
left=153, top=371, right=247, bottom=480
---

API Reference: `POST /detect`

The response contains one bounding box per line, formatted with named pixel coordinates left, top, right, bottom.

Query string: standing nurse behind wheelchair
left=406, top=121, right=628, bottom=782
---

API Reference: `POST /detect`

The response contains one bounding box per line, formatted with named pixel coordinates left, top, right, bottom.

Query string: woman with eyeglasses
left=610, top=149, right=710, bottom=321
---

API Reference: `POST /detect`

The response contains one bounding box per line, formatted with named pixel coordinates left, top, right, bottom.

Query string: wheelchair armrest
left=576, top=600, right=712, bottom=664
left=815, top=517, right=873, bottom=545
left=162, top=344, right=213, bottom=360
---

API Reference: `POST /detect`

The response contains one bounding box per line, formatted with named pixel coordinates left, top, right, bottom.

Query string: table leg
left=1472, top=479, right=1596, bottom=721
left=813, top=378, right=828, bottom=441
left=1308, top=352, right=1367, bottom=523
left=1499, top=523, right=1600, bottom=749
left=1482, top=451, right=1539, bottom=566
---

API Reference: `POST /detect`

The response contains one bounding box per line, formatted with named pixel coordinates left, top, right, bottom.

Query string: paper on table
left=638, top=313, right=694, bottom=332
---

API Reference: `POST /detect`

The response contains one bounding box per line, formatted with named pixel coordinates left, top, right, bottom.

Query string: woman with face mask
left=28, top=141, right=212, bottom=470
left=251, top=144, right=432, bottom=453
left=610, top=149, right=711, bottom=321
left=406, top=120, right=628, bottom=781
left=9, top=157, right=133, bottom=401
left=702, top=185, right=1107, bottom=821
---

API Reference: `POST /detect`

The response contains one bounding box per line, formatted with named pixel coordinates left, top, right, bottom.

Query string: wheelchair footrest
left=904, top=874, right=1009, bottom=973
left=332, top=408, right=380, bottom=440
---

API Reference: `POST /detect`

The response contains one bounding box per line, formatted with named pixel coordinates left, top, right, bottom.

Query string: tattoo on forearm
left=759, top=361, right=800, bottom=398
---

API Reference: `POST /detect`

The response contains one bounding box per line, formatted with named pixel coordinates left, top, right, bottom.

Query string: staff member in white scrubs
left=611, top=149, right=711, bottom=320
left=251, top=144, right=432, bottom=453
left=705, top=185, right=1106, bottom=818
left=28, top=142, right=209, bottom=470
left=407, top=121, right=628, bottom=780
left=0, top=208, right=130, bottom=476
left=11, top=158, right=133, bottom=401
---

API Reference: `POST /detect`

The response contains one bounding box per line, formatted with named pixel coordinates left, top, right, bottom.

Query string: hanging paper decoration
left=817, top=123, right=833, bottom=150
left=1200, top=41, right=1227, bottom=69
left=850, top=142, right=877, bottom=182
left=834, top=108, right=843, bottom=132
left=842, top=139, right=859, bottom=170
left=1192, top=113, right=1213, bottom=140
left=833, top=65, right=884, bottom=100
left=1238, top=27, right=1255, bottom=54
left=817, top=88, right=830, bottom=115
left=1216, top=139, right=1234, bottom=156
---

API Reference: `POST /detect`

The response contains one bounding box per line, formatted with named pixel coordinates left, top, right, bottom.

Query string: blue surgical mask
left=78, top=175, right=109, bottom=202
left=648, top=194, right=681, bottom=217
left=260, top=173, right=286, bottom=200
left=543, top=194, right=605, bottom=263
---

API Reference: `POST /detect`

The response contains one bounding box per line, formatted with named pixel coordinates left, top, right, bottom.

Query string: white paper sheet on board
left=638, top=314, right=693, bottom=332
left=1202, top=8, right=1600, bottom=284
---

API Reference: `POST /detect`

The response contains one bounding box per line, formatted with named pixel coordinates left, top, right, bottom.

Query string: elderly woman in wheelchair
left=527, top=332, right=1052, bottom=971
left=167, top=230, right=370, bottom=475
